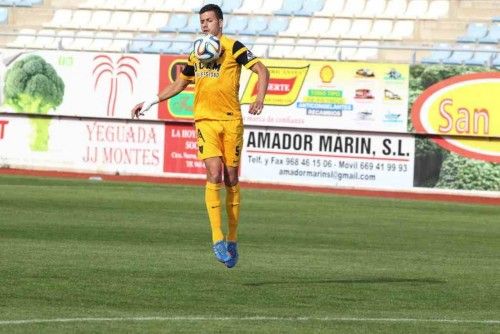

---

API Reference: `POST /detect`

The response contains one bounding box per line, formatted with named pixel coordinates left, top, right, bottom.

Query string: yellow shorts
left=195, top=119, right=243, bottom=167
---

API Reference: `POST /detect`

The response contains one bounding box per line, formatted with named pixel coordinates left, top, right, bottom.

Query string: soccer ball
left=193, top=34, right=221, bottom=63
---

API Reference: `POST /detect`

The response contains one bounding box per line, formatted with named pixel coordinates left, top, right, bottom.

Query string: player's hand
left=249, top=99, right=264, bottom=115
left=130, top=94, right=159, bottom=119
left=131, top=102, right=145, bottom=119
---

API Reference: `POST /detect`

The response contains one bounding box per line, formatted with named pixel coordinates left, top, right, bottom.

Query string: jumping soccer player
left=131, top=4, right=269, bottom=268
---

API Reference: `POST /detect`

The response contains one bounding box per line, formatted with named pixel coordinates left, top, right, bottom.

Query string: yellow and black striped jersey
left=180, top=35, right=260, bottom=121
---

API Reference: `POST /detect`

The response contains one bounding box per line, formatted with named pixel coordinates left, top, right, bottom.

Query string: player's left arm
left=248, top=62, right=269, bottom=115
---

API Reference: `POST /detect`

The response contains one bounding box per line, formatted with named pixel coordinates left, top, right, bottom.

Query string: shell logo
left=412, top=72, right=500, bottom=162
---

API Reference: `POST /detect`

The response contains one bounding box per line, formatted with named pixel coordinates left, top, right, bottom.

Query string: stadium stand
left=0, top=0, right=498, bottom=66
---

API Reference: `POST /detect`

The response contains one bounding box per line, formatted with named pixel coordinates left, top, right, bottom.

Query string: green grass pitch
left=0, top=175, right=499, bottom=333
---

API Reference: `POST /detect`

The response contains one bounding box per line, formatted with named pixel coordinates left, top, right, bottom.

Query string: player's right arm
left=131, top=55, right=196, bottom=119
left=131, top=77, right=191, bottom=119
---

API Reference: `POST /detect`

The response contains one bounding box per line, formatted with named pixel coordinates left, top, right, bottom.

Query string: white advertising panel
left=0, top=49, right=159, bottom=120
left=0, top=115, right=164, bottom=175
left=241, top=127, right=415, bottom=189
left=241, top=59, right=409, bottom=133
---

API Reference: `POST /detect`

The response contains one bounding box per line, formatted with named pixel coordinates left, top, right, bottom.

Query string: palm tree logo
left=93, top=55, right=139, bottom=117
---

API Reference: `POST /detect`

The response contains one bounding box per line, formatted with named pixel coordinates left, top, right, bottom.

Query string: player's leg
left=221, top=120, right=243, bottom=268
left=196, top=121, right=231, bottom=263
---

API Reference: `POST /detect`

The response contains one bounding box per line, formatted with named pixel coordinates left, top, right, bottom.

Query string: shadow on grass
left=243, top=277, right=446, bottom=287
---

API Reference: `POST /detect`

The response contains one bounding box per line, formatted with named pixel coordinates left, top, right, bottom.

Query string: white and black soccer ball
left=193, top=34, right=221, bottom=63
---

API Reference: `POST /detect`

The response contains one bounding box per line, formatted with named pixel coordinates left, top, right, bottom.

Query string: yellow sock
left=226, top=183, right=240, bottom=242
left=205, top=181, right=224, bottom=243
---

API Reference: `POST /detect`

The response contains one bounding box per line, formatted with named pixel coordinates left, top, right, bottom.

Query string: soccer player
left=131, top=4, right=269, bottom=268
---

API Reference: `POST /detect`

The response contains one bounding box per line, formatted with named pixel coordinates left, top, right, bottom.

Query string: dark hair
left=199, top=4, right=223, bottom=20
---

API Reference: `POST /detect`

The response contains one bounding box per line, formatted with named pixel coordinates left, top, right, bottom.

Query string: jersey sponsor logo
left=241, top=66, right=309, bottom=106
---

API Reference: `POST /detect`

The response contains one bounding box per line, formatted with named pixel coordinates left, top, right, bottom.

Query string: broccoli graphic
left=3, top=55, right=64, bottom=151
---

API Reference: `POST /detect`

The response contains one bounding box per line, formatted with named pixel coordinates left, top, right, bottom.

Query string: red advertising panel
left=158, top=55, right=195, bottom=121
left=163, top=123, right=205, bottom=175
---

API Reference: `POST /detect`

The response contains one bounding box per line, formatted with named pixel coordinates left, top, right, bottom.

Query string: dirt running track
left=1, top=168, right=499, bottom=206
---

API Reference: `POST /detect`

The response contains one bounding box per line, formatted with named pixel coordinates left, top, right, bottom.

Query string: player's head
left=199, top=4, right=223, bottom=37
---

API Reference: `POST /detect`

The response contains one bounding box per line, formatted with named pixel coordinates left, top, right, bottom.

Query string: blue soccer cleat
left=225, top=241, right=238, bottom=268
left=212, top=240, right=231, bottom=263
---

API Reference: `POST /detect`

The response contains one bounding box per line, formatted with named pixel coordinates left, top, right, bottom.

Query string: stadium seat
left=32, top=28, right=57, bottom=49
left=295, top=0, right=325, bottom=16
left=353, top=40, right=379, bottom=60
left=324, top=18, right=351, bottom=38
left=465, top=45, right=495, bottom=66
left=279, top=17, right=310, bottom=37
left=314, top=0, right=344, bottom=16
left=0, top=7, right=8, bottom=24
left=275, top=0, right=305, bottom=16
left=444, top=44, right=474, bottom=64
left=66, top=10, right=91, bottom=30
left=88, top=31, right=114, bottom=51
left=492, top=53, right=500, bottom=68
left=425, top=0, right=449, bottom=19
left=339, top=0, right=365, bottom=17
left=128, top=34, right=152, bottom=53
left=361, top=0, right=386, bottom=18
left=0, top=0, right=15, bottom=5
left=169, top=34, right=194, bottom=54
left=260, top=16, right=289, bottom=36
left=391, top=20, right=414, bottom=39
left=289, top=38, right=316, bottom=59
left=127, top=12, right=149, bottom=31
left=105, top=11, right=130, bottom=31
left=382, top=0, right=407, bottom=18
left=144, top=13, right=169, bottom=32
left=252, top=0, right=283, bottom=16
left=224, top=15, right=249, bottom=35
left=233, top=0, right=264, bottom=14
left=344, top=19, right=372, bottom=39
left=337, top=40, right=358, bottom=60
left=302, top=17, right=331, bottom=38
left=479, top=23, right=500, bottom=43
left=182, top=0, right=204, bottom=12
left=402, top=0, right=428, bottom=19
left=78, top=0, right=101, bottom=9
left=141, top=0, right=161, bottom=11
left=421, top=43, right=451, bottom=63
left=240, top=16, right=268, bottom=35
left=457, top=22, right=488, bottom=43
left=160, top=14, right=188, bottom=33
left=366, top=19, right=393, bottom=39
left=87, top=10, right=111, bottom=30
left=7, top=28, right=36, bottom=48
left=44, top=9, right=72, bottom=28
left=221, top=0, right=243, bottom=13
left=493, top=16, right=500, bottom=23
left=252, top=36, right=273, bottom=57
left=181, top=14, right=201, bottom=33
left=67, top=30, right=94, bottom=50
left=143, top=36, right=171, bottom=54
left=120, top=0, right=143, bottom=11
left=108, top=32, right=132, bottom=52
left=269, top=37, right=295, bottom=58
left=312, top=39, right=337, bottom=59
left=57, top=30, right=74, bottom=49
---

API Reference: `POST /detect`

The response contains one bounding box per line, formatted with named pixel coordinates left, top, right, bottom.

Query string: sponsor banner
left=412, top=72, right=500, bottom=162
left=163, top=123, right=205, bottom=174
left=0, top=114, right=164, bottom=174
left=158, top=55, right=195, bottom=121
left=0, top=49, right=159, bottom=120
left=241, top=127, right=415, bottom=189
left=241, top=59, right=409, bottom=133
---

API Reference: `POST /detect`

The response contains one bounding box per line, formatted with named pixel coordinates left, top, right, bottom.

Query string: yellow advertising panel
left=412, top=72, right=500, bottom=162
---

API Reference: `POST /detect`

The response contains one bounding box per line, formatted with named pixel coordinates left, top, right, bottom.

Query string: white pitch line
left=0, top=316, right=499, bottom=326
